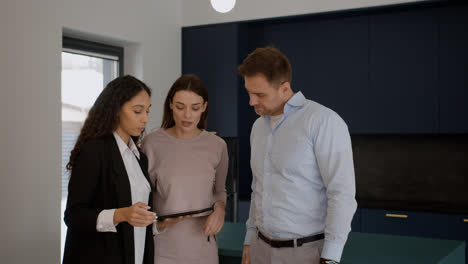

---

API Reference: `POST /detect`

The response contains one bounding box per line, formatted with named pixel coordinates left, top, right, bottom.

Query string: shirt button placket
left=263, top=133, right=274, bottom=232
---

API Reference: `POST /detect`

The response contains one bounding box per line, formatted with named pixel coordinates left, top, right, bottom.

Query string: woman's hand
left=156, top=215, right=191, bottom=232
left=203, top=201, right=225, bottom=236
left=114, top=202, right=156, bottom=227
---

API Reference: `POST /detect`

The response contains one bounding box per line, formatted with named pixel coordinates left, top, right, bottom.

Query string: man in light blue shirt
left=238, top=47, right=357, bottom=264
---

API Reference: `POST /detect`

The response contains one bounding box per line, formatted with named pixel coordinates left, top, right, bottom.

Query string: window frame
left=62, top=36, right=124, bottom=76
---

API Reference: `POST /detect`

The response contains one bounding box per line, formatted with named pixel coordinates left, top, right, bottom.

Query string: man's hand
left=242, top=245, right=250, bottom=264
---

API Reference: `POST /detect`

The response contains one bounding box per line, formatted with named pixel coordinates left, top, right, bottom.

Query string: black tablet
left=157, top=206, right=214, bottom=221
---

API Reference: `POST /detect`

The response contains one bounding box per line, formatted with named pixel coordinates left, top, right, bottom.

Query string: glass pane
left=61, top=51, right=119, bottom=261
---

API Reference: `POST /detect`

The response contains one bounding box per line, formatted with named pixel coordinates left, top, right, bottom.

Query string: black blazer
left=63, top=135, right=154, bottom=264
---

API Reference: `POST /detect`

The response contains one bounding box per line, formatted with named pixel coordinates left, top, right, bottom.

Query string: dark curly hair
left=161, top=74, right=209, bottom=129
left=66, top=75, right=151, bottom=170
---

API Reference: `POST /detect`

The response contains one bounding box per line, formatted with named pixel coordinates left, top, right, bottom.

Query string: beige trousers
left=250, top=233, right=324, bottom=264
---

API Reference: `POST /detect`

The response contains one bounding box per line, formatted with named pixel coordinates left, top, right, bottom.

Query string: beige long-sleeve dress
left=141, top=128, right=228, bottom=264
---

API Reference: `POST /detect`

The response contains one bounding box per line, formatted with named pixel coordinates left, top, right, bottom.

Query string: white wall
left=182, top=0, right=427, bottom=26
left=1, top=1, right=63, bottom=263
left=0, top=0, right=181, bottom=263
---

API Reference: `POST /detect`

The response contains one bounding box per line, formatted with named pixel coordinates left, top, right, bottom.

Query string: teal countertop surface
left=218, top=222, right=466, bottom=263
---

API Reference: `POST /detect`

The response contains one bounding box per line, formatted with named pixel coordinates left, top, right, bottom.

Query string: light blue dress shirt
left=244, top=92, right=357, bottom=261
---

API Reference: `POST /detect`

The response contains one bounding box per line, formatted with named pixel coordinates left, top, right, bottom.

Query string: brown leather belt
left=258, top=231, right=324, bottom=248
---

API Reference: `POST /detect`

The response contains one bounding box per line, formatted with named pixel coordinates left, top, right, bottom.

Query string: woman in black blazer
left=63, top=75, right=155, bottom=264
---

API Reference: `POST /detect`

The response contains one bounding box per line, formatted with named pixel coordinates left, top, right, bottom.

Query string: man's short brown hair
left=237, top=46, right=292, bottom=87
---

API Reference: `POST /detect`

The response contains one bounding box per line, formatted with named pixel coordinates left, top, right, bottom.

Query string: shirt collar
left=284, top=91, right=306, bottom=114
left=113, top=132, right=140, bottom=159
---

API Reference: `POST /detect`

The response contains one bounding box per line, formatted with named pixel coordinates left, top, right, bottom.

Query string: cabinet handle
left=463, top=219, right=468, bottom=223
left=385, top=213, right=408, bottom=219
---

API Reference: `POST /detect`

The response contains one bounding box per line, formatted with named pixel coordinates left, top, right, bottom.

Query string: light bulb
left=210, top=0, right=236, bottom=13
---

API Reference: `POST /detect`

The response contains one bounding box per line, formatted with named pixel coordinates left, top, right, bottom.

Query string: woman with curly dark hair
left=63, top=75, right=156, bottom=264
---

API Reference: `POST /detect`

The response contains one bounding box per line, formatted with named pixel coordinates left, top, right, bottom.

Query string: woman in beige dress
left=141, top=74, right=228, bottom=264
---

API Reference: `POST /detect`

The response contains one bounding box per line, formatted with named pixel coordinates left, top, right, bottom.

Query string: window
left=61, top=36, right=123, bottom=260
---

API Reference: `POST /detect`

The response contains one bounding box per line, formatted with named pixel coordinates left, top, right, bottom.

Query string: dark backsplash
left=351, top=134, right=468, bottom=214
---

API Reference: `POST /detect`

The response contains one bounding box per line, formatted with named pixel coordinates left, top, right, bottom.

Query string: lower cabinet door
left=361, top=208, right=412, bottom=235
left=351, top=208, right=362, bottom=232
left=361, top=208, right=468, bottom=264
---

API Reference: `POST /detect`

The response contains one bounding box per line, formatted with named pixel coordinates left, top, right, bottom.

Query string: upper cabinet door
left=182, top=23, right=240, bottom=137
left=303, top=16, right=370, bottom=134
left=439, top=5, right=468, bottom=133
left=246, top=16, right=369, bottom=134
left=369, top=9, right=439, bottom=134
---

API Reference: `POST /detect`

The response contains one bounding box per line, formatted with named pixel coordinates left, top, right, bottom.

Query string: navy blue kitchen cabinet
left=361, top=208, right=468, bottom=264
left=361, top=209, right=468, bottom=239
left=182, top=23, right=240, bottom=137
left=439, top=5, right=468, bottom=134
left=351, top=208, right=362, bottom=233
left=182, top=0, right=468, bottom=214
left=368, top=8, right=439, bottom=134
left=182, top=2, right=468, bottom=135
left=361, top=209, right=413, bottom=235
left=247, top=16, right=370, bottom=134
